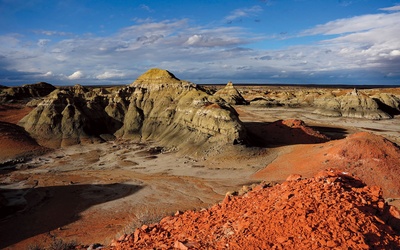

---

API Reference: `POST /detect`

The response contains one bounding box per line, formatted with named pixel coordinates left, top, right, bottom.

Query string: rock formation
left=314, top=89, right=392, bottom=119
left=213, top=82, right=247, bottom=105
left=0, top=82, right=56, bottom=103
left=110, top=170, right=400, bottom=249
left=19, top=69, right=247, bottom=153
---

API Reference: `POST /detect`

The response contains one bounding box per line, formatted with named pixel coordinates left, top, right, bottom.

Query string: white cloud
left=225, top=5, right=263, bottom=22
left=302, top=12, right=400, bottom=35
left=96, top=70, right=126, bottom=80
left=1, top=6, right=399, bottom=85
left=37, top=39, right=50, bottom=47
left=390, top=50, right=400, bottom=57
left=379, top=5, right=400, bottom=12
left=68, top=71, right=84, bottom=80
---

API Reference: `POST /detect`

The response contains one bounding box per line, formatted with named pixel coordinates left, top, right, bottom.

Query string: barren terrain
left=1, top=80, right=400, bottom=249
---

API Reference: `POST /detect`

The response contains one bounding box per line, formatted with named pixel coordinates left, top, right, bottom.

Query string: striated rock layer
left=314, top=89, right=391, bottom=119
left=109, top=170, right=400, bottom=249
left=19, top=69, right=247, bottom=153
left=213, top=81, right=247, bottom=105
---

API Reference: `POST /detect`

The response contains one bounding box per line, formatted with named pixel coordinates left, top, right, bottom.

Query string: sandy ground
left=1, top=104, right=400, bottom=249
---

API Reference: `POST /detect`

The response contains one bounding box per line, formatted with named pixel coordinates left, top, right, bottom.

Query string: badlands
left=0, top=68, right=399, bottom=249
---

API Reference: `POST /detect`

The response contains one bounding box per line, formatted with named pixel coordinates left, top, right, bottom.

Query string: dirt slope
left=108, top=170, right=400, bottom=249
left=253, top=132, right=400, bottom=198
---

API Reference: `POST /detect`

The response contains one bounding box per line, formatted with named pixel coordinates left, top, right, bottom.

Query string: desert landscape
left=1, top=68, right=400, bottom=249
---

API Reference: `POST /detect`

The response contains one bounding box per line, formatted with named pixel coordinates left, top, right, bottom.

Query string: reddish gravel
left=108, top=170, right=400, bottom=249
left=253, top=132, right=400, bottom=198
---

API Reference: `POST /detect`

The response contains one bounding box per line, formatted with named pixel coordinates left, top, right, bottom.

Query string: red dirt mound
left=247, top=119, right=330, bottom=146
left=0, top=122, right=46, bottom=162
left=108, top=170, right=400, bottom=249
left=253, top=132, right=400, bottom=198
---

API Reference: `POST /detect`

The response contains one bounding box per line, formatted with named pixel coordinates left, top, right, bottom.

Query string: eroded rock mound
left=109, top=170, right=400, bottom=249
left=314, top=89, right=391, bottom=119
left=213, top=82, right=247, bottom=105
left=0, top=82, right=56, bottom=103
left=0, top=121, right=46, bottom=163
left=19, top=69, right=247, bottom=153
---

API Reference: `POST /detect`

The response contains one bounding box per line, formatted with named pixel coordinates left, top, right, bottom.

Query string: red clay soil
left=0, top=103, right=33, bottom=124
left=0, top=104, right=46, bottom=161
left=253, top=132, right=400, bottom=198
left=108, top=170, right=400, bottom=249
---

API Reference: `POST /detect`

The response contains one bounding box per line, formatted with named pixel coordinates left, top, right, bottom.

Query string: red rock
left=108, top=172, right=400, bottom=249
left=286, top=174, right=302, bottom=181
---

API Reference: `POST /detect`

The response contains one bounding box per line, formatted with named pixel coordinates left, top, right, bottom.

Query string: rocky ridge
left=314, top=88, right=392, bottom=119
left=243, top=86, right=400, bottom=120
left=19, top=69, right=247, bottom=153
left=0, top=82, right=56, bottom=103
left=109, top=170, right=400, bottom=249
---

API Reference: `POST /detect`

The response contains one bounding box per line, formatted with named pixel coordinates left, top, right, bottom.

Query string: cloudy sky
left=1, top=0, right=400, bottom=86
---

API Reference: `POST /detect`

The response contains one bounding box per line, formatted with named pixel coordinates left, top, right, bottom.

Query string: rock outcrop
left=213, top=82, right=247, bottom=105
left=314, top=89, right=392, bottom=119
left=19, top=69, right=247, bottom=153
left=0, top=82, right=56, bottom=103
left=109, top=170, right=400, bottom=249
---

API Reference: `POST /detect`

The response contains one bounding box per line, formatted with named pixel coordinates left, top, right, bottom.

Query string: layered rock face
left=242, top=86, right=400, bottom=119
left=19, top=69, right=247, bottom=152
left=213, top=82, right=247, bottom=105
left=314, top=89, right=391, bottom=119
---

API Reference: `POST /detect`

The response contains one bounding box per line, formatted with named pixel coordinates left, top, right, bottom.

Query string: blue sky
left=1, top=0, right=400, bottom=86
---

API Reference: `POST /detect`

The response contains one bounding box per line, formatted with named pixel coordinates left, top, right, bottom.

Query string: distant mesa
left=19, top=68, right=247, bottom=154
left=213, top=81, right=248, bottom=105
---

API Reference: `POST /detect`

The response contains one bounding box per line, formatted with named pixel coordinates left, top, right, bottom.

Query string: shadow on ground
left=244, top=121, right=348, bottom=148
left=0, top=183, right=143, bottom=248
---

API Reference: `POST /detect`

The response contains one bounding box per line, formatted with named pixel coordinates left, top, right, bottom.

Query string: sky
left=1, top=0, right=400, bottom=86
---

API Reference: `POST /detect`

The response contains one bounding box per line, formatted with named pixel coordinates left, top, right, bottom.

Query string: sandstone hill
left=109, top=170, right=400, bottom=249
left=18, top=69, right=247, bottom=154
left=243, top=86, right=400, bottom=119
left=213, top=82, right=247, bottom=105
left=0, top=82, right=56, bottom=103
left=314, top=89, right=392, bottom=119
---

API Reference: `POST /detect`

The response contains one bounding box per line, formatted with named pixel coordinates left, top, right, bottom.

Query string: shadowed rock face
left=314, top=89, right=392, bottom=119
left=0, top=82, right=56, bottom=103
left=19, top=69, right=247, bottom=153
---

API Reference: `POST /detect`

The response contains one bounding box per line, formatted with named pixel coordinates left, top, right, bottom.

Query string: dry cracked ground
left=1, top=84, right=400, bottom=249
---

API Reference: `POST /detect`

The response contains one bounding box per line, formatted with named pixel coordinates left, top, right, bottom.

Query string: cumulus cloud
left=68, top=71, right=84, bottom=80
left=96, top=70, right=126, bottom=80
left=1, top=6, right=399, bottom=85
